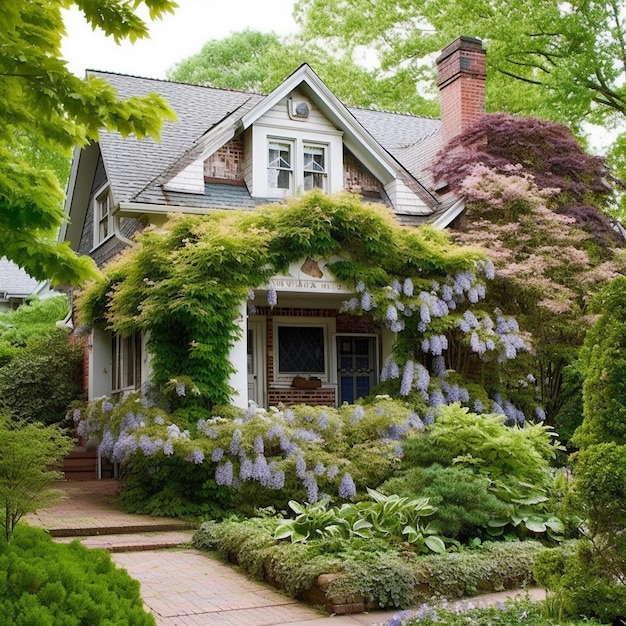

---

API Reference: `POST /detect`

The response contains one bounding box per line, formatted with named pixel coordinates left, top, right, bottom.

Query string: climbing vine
left=77, top=190, right=527, bottom=412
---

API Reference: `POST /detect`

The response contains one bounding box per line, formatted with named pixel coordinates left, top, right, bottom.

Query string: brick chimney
left=436, top=37, right=486, bottom=146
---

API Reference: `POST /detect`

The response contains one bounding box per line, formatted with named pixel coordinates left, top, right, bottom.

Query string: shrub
left=0, top=414, right=73, bottom=541
left=193, top=518, right=544, bottom=609
left=380, top=465, right=512, bottom=542
left=0, top=330, right=83, bottom=425
left=0, top=525, right=155, bottom=624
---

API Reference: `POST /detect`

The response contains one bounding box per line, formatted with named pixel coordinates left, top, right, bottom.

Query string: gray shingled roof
left=0, top=257, right=38, bottom=298
left=93, top=71, right=447, bottom=213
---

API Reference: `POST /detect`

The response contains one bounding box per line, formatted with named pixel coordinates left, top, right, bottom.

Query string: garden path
left=26, top=480, right=545, bottom=625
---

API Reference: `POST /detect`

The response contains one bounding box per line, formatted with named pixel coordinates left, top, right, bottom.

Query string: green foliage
left=389, top=596, right=598, bottom=626
left=380, top=465, right=512, bottom=543
left=535, top=540, right=626, bottom=622
left=0, top=296, right=68, bottom=349
left=0, top=415, right=73, bottom=541
left=399, top=404, right=567, bottom=542
left=167, top=29, right=437, bottom=115
left=274, top=490, right=445, bottom=554
left=0, top=330, right=84, bottom=425
left=296, top=0, right=626, bottom=159
left=77, top=191, right=482, bottom=406
left=119, top=455, right=232, bottom=520
left=74, top=393, right=415, bottom=513
left=1, top=0, right=177, bottom=284
left=572, top=276, right=626, bottom=448
left=193, top=517, right=545, bottom=609
left=0, top=525, right=155, bottom=624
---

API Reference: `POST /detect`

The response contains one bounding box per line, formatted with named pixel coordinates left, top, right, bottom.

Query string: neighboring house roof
left=0, top=258, right=50, bottom=304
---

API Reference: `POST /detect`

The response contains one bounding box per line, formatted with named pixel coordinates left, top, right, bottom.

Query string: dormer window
left=303, top=144, right=326, bottom=191
left=268, top=140, right=293, bottom=191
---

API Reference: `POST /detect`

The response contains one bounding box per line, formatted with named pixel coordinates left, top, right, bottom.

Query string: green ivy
left=76, top=191, right=483, bottom=407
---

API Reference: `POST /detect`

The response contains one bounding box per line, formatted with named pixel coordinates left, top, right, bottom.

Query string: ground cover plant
left=0, top=524, right=155, bottom=625
left=192, top=516, right=545, bottom=608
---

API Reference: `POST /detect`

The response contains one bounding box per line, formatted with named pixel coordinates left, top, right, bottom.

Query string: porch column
left=89, top=328, right=111, bottom=400
left=228, top=300, right=249, bottom=408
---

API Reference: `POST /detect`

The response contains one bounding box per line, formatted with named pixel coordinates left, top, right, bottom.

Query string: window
left=303, top=144, right=327, bottom=191
left=278, top=326, right=325, bottom=375
left=94, top=186, right=112, bottom=245
left=112, top=333, right=140, bottom=392
left=268, top=141, right=292, bottom=190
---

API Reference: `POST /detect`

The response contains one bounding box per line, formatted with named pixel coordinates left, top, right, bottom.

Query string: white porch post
left=88, top=328, right=111, bottom=400
left=228, top=300, right=249, bottom=408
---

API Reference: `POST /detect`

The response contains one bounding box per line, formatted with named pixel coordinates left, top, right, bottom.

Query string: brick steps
left=62, top=448, right=115, bottom=481
left=54, top=529, right=195, bottom=552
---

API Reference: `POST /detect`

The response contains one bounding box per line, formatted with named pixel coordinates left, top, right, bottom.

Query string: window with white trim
left=94, top=186, right=112, bottom=245
left=274, top=319, right=334, bottom=383
left=268, top=140, right=293, bottom=191
left=303, top=144, right=327, bottom=191
left=112, top=333, right=140, bottom=392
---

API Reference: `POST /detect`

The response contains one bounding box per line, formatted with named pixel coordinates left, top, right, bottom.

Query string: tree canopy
left=167, top=28, right=438, bottom=115
left=432, top=114, right=626, bottom=423
left=1, top=1, right=177, bottom=286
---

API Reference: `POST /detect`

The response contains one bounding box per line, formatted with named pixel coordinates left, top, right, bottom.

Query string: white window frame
left=273, top=317, right=335, bottom=384
left=93, top=184, right=113, bottom=247
left=252, top=125, right=342, bottom=198
left=267, top=139, right=294, bottom=196
left=111, top=333, right=140, bottom=393
left=303, top=143, right=328, bottom=192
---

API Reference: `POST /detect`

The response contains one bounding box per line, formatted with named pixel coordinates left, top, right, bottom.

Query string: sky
left=61, top=0, right=298, bottom=79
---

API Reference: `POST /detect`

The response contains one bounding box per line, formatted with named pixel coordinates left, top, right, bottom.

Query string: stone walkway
left=26, top=480, right=545, bottom=625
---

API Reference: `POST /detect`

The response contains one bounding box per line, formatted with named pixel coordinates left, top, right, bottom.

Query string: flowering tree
left=432, top=114, right=626, bottom=425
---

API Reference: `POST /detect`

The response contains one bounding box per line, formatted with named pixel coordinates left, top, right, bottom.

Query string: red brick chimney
left=436, top=37, right=486, bottom=146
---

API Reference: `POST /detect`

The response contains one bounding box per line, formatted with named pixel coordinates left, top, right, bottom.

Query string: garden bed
left=193, top=519, right=546, bottom=614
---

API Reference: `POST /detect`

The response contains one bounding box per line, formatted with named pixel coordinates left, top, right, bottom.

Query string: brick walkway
left=26, top=480, right=545, bottom=626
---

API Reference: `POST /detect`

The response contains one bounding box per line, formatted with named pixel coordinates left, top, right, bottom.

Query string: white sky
left=61, top=0, right=298, bottom=79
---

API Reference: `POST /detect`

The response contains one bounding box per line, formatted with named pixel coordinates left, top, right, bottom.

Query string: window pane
left=268, top=142, right=292, bottom=189
left=278, top=326, right=324, bottom=373
left=304, top=146, right=325, bottom=172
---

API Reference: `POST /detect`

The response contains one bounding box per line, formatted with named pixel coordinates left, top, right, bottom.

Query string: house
left=61, top=36, right=486, bottom=409
left=0, top=257, right=56, bottom=310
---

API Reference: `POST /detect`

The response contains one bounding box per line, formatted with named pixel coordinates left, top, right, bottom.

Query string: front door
left=337, top=336, right=377, bottom=404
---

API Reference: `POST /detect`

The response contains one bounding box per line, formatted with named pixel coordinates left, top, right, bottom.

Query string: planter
left=291, top=376, right=322, bottom=389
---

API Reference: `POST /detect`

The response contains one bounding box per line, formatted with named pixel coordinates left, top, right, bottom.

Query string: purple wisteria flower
left=211, top=447, right=224, bottom=462
left=188, top=449, right=204, bottom=464
left=361, top=291, right=373, bottom=311
left=163, top=440, right=174, bottom=455
left=253, top=435, right=264, bottom=454
left=313, top=461, right=325, bottom=475
left=267, top=286, right=277, bottom=307
left=293, top=428, right=322, bottom=443
left=535, top=407, right=546, bottom=421
left=229, top=429, right=242, bottom=455
left=240, top=458, right=253, bottom=480
left=215, top=461, right=234, bottom=486
left=429, top=390, right=445, bottom=407
left=317, top=411, right=329, bottom=430
left=295, top=454, right=307, bottom=479
left=327, top=465, right=339, bottom=480
left=98, top=431, right=115, bottom=457
left=432, top=355, right=447, bottom=377
left=356, top=280, right=365, bottom=293
left=269, top=469, right=285, bottom=489
left=419, top=303, right=431, bottom=325
left=338, top=473, right=357, bottom=499
left=343, top=297, right=359, bottom=312
left=386, top=304, right=398, bottom=323
left=351, top=405, right=365, bottom=423
left=303, top=474, right=319, bottom=503
left=473, top=399, right=485, bottom=413
left=154, top=415, right=165, bottom=425
left=139, top=434, right=161, bottom=456
left=400, top=360, right=414, bottom=397
left=406, top=412, right=425, bottom=431
left=101, top=400, right=114, bottom=413
left=403, top=278, right=414, bottom=297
